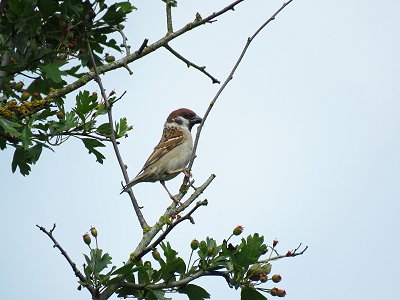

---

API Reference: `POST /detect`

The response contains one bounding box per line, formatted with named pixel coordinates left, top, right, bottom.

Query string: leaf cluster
left=0, top=0, right=135, bottom=174
left=81, top=230, right=287, bottom=300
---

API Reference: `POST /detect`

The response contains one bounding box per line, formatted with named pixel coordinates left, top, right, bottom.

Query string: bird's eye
left=174, top=118, right=183, bottom=125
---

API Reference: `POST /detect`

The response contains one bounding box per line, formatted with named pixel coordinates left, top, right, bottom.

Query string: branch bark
left=86, top=40, right=148, bottom=229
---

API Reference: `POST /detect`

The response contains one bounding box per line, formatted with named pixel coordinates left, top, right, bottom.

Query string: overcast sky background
left=1, top=0, right=399, bottom=299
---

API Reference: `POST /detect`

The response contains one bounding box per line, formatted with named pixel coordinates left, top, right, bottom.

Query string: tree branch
left=186, top=0, right=294, bottom=174
left=136, top=199, right=208, bottom=261
left=164, top=44, right=220, bottom=84
left=44, top=0, right=246, bottom=102
left=36, top=224, right=95, bottom=296
left=86, top=40, right=148, bottom=229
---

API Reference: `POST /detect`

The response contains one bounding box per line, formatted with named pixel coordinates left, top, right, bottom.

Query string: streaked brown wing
left=139, top=128, right=184, bottom=172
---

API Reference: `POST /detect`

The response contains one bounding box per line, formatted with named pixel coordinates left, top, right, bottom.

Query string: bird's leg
left=160, top=180, right=181, bottom=204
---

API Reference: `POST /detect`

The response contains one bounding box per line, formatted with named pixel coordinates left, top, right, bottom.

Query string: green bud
left=272, top=274, right=282, bottom=283
left=152, top=250, right=161, bottom=261
left=233, top=225, right=244, bottom=236
left=190, top=239, right=199, bottom=250
left=83, top=233, right=91, bottom=245
left=90, top=227, right=98, bottom=238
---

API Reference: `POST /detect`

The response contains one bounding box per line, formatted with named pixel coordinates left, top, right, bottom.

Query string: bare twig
left=166, top=3, right=173, bottom=34
left=259, top=243, right=308, bottom=263
left=137, top=38, right=149, bottom=55
left=187, top=0, right=294, bottom=173
left=36, top=224, right=95, bottom=296
left=115, top=26, right=133, bottom=75
left=86, top=40, right=148, bottom=229
left=165, top=44, right=220, bottom=84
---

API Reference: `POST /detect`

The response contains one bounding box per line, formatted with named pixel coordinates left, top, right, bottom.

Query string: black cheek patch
left=174, top=118, right=183, bottom=125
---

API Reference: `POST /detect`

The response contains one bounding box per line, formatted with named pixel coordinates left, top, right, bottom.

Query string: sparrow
left=121, top=108, right=202, bottom=202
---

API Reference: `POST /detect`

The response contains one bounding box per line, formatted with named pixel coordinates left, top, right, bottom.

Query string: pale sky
left=1, top=1, right=399, bottom=299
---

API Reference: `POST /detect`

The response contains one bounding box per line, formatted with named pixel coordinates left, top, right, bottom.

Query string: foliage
left=81, top=226, right=288, bottom=300
left=0, top=0, right=135, bottom=174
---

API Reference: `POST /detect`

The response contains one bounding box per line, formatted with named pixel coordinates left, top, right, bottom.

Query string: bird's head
left=166, top=108, right=202, bottom=131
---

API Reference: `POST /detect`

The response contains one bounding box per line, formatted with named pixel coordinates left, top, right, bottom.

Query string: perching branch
left=136, top=199, right=208, bottom=261
left=44, top=0, right=246, bottom=102
left=165, top=44, right=220, bottom=84
left=187, top=0, right=294, bottom=173
left=36, top=224, right=95, bottom=296
left=86, top=40, right=148, bottom=229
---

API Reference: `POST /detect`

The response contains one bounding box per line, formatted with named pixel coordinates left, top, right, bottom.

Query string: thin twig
left=187, top=0, right=294, bottom=173
left=165, top=44, right=220, bottom=84
left=166, top=3, right=173, bottom=34
left=115, top=26, right=133, bottom=75
left=36, top=224, right=95, bottom=296
left=259, top=244, right=308, bottom=263
left=86, top=40, right=148, bottom=229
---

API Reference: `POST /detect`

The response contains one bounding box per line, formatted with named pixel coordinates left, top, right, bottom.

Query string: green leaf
left=38, top=0, right=58, bottom=19
left=115, top=117, right=132, bottom=138
left=235, top=234, right=265, bottom=268
left=0, top=117, right=21, bottom=137
left=240, top=287, right=267, bottom=300
left=116, top=2, right=136, bottom=13
left=147, top=290, right=171, bottom=300
left=81, top=138, right=106, bottom=163
left=41, top=62, right=68, bottom=83
left=186, top=284, right=210, bottom=300
left=0, top=135, right=6, bottom=150
left=96, top=123, right=112, bottom=136
left=11, top=144, right=43, bottom=176
left=76, top=91, right=99, bottom=116
left=21, top=127, right=33, bottom=150
left=112, top=262, right=136, bottom=275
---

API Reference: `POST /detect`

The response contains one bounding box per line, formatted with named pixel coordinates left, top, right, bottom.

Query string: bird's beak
left=189, top=115, right=202, bottom=130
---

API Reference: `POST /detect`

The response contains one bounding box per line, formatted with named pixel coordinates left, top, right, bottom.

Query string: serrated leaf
left=0, top=117, right=21, bottom=137
left=81, top=138, right=106, bottom=164
left=41, top=62, right=68, bottom=83
left=116, top=117, right=130, bottom=138
left=235, top=234, right=265, bottom=268
left=97, top=122, right=112, bottom=136
left=186, top=284, right=210, bottom=300
left=240, top=287, right=267, bottom=300
left=75, top=91, right=98, bottom=119
left=11, top=144, right=42, bottom=176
